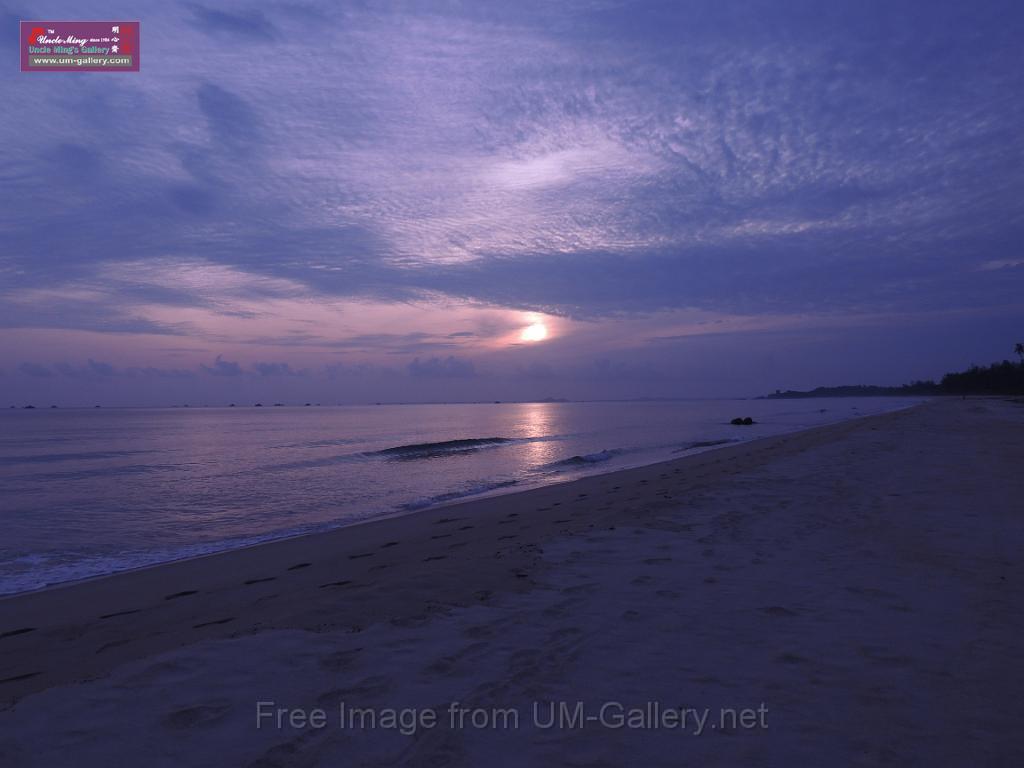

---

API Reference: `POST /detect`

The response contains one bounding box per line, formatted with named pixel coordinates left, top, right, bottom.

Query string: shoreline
left=1, top=397, right=1022, bottom=765
left=0, top=401, right=934, bottom=706
left=0, top=400, right=926, bottom=600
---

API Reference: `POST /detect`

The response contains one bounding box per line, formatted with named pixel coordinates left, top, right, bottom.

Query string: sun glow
left=521, top=322, right=548, bottom=342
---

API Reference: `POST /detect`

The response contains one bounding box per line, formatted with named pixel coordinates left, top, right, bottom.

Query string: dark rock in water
left=730, top=416, right=756, bottom=425
left=23, top=405, right=36, bottom=409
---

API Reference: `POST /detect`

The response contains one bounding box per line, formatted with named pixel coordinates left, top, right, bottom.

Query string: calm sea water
left=0, top=398, right=923, bottom=594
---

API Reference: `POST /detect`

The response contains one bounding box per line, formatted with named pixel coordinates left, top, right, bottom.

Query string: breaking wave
left=371, top=437, right=514, bottom=460
left=547, top=449, right=622, bottom=468
left=399, top=479, right=519, bottom=511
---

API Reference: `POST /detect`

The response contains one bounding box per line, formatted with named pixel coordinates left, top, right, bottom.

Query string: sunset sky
left=2, top=0, right=1023, bottom=405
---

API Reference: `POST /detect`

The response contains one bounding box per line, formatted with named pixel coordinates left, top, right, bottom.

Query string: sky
left=1, top=0, right=1023, bottom=405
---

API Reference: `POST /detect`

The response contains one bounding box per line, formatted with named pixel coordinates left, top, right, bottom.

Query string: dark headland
left=763, top=345, right=1024, bottom=398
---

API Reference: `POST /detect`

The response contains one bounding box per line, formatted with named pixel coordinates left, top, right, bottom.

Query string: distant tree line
left=765, top=343, right=1024, bottom=398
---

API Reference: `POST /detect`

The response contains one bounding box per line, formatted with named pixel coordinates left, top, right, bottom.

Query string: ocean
left=0, top=397, right=923, bottom=594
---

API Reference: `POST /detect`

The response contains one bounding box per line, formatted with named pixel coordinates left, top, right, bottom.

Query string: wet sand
left=1, top=398, right=1022, bottom=766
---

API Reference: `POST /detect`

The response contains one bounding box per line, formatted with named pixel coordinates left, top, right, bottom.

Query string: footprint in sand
left=319, top=580, right=354, bottom=589
left=0, top=627, right=37, bottom=639
left=100, top=609, right=141, bottom=619
left=349, top=552, right=375, bottom=559
left=244, top=577, right=276, bottom=586
left=193, top=617, right=235, bottom=629
left=96, top=639, right=130, bottom=654
left=318, top=675, right=393, bottom=707
left=320, top=647, right=363, bottom=672
left=164, top=701, right=232, bottom=729
left=0, top=671, right=41, bottom=684
left=380, top=541, right=399, bottom=548
left=424, top=555, right=447, bottom=562
left=431, top=533, right=453, bottom=540
left=164, top=590, right=198, bottom=600
left=287, top=563, right=311, bottom=571
left=776, top=652, right=808, bottom=664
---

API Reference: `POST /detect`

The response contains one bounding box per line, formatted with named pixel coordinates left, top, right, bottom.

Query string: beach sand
left=1, top=398, right=1022, bottom=765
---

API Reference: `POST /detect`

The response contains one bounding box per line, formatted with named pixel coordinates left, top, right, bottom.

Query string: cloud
left=4, top=0, right=1020, bottom=321
left=407, top=356, right=477, bottom=379
left=253, top=361, right=302, bottom=376
left=313, top=333, right=466, bottom=354
left=201, top=355, right=243, bottom=376
left=87, top=359, right=116, bottom=376
left=1, top=0, right=1023, bottom=402
left=196, top=82, right=264, bottom=151
left=184, top=4, right=280, bottom=41
left=18, top=362, right=53, bottom=377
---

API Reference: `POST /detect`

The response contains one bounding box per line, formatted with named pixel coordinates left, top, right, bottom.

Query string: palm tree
left=1016, top=342, right=1024, bottom=364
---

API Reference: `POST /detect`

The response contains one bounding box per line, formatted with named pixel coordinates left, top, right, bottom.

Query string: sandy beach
left=1, top=398, right=1022, bottom=765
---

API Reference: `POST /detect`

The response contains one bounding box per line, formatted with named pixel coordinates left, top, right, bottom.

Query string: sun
left=521, top=322, right=548, bottom=342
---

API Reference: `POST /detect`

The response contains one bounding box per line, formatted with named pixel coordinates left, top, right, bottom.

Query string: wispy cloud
left=1, top=0, right=1023, bottom=401
left=408, top=356, right=477, bottom=379
left=184, top=3, right=280, bottom=42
